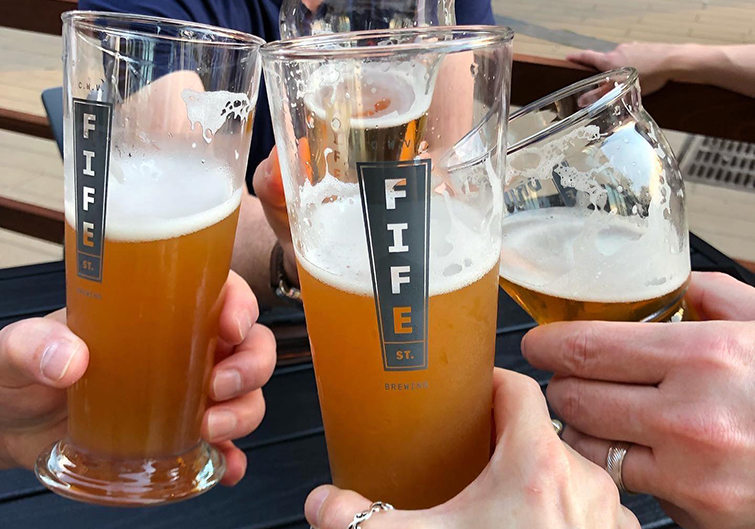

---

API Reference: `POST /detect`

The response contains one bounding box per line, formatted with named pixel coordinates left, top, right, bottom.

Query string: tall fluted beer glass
left=499, top=68, right=691, bottom=323
left=262, top=27, right=513, bottom=508
left=35, top=12, right=263, bottom=505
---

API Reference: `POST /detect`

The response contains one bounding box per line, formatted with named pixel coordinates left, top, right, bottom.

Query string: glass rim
left=508, top=67, right=639, bottom=154
left=260, top=25, right=514, bottom=61
left=62, top=10, right=266, bottom=49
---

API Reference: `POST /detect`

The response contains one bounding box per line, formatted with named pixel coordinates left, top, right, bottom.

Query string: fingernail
left=40, top=340, right=79, bottom=381
left=213, top=369, right=243, bottom=400
left=265, top=157, right=274, bottom=176
left=207, top=410, right=237, bottom=441
left=305, top=487, right=331, bottom=526
left=236, top=310, right=253, bottom=342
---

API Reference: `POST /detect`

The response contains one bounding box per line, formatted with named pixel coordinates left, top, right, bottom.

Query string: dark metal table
left=1, top=233, right=752, bottom=528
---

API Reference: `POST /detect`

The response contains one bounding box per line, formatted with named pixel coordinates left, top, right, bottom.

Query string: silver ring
left=606, top=442, right=632, bottom=493
left=348, top=501, right=394, bottom=529
left=552, top=419, right=564, bottom=437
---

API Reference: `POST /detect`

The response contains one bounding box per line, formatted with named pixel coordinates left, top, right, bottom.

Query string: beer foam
left=507, top=124, right=607, bottom=207
left=499, top=207, right=690, bottom=303
left=182, top=89, right=256, bottom=143
left=64, top=151, right=240, bottom=242
left=304, top=62, right=435, bottom=130
left=295, top=176, right=499, bottom=297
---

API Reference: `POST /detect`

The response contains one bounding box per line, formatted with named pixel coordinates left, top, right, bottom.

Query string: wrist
left=670, top=44, right=726, bottom=86
left=270, top=241, right=301, bottom=304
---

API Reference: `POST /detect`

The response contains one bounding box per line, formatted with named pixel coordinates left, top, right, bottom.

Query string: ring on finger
left=348, top=501, right=394, bottom=529
left=551, top=419, right=564, bottom=437
left=605, top=441, right=633, bottom=494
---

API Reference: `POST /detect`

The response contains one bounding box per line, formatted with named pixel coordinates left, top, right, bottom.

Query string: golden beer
left=301, top=64, right=431, bottom=184
left=499, top=207, right=692, bottom=323
left=260, top=27, right=513, bottom=511
left=499, top=275, right=689, bottom=323
left=296, top=194, right=500, bottom=509
left=61, top=155, right=240, bottom=498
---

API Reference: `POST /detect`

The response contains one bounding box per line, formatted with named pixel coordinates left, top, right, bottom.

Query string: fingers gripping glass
left=35, top=11, right=263, bottom=506
left=261, top=26, right=513, bottom=508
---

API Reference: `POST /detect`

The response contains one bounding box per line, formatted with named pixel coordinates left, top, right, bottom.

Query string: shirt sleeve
left=455, top=0, right=495, bottom=25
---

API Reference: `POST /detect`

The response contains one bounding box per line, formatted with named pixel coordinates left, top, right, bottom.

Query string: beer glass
left=498, top=68, right=691, bottom=323
left=261, top=27, right=513, bottom=508
left=280, top=0, right=456, bottom=38
left=35, top=12, right=263, bottom=505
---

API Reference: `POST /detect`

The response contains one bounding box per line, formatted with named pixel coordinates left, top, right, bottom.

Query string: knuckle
left=562, top=325, right=597, bottom=375
left=519, top=373, right=544, bottom=398
left=555, top=379, right=584, bottom=422
left=692, top=328, right=750, bottom=372
left=661, top=404, right=743, bottom=452
left=525, top=444, right=573, bottom=494
left=0, top=321, right=38, bottom=366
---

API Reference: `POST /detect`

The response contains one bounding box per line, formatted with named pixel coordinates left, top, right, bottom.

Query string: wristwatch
left=269, top=241, right=302, bottom=304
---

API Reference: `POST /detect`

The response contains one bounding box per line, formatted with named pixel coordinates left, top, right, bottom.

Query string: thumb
left=252, top=146, right=285, bottom=208
left=0, top=314, right=88, bottom=389
left=252, top=146, right=292, bottom=245
left=493, top=368, right=553, bottom=444
left=305, top=485, right=429, bottom=529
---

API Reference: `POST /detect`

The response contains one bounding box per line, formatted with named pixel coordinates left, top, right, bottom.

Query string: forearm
left=673, top=44, right=755, bottom=97
left=231, top=191, right=286, bottom=309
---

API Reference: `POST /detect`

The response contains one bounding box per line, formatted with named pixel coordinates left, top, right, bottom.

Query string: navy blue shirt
left=79, top=0, right=495, bottom=189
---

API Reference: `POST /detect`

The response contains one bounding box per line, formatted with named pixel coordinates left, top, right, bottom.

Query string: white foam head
left=65, top=150, right=240, bottom=242
left=305, top=62, right=434, bottom=130
left=499, top=207, right=690, bottom=303
left=294, top=175, right=499, bottom=297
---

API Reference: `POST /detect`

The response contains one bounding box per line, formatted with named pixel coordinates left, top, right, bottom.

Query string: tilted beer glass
left=35, top=11, right=263, bottom=505
left=499, top=68, right=691, bottom=323
left=262, top=26, right=513, bottom=508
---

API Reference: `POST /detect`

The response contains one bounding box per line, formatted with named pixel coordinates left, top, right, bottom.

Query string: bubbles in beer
left=499, top=207, right=690, bottom=303
left=295, top=175, right=499, bottom=298
left=65, top=150, right=240, bottom=242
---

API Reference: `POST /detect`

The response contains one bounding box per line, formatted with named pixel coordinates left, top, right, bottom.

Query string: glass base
left=34, top=439, right=225, bottom=507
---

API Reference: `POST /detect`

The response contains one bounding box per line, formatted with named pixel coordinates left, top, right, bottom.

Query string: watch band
left=270, top=242, right=302, bottom=304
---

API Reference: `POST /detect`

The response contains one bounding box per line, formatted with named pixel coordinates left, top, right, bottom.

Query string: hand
left=522, top=272, right=755, bottom=529
left=305, top=368, right=639, bottom=529
left=0, top=271, right=275, bottom=486
left=567, top=42, right=685, bottom=95
left=253, top=146, right=298, bottom=285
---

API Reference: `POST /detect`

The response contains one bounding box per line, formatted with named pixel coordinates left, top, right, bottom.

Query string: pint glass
left=35, top=12, right=263, bottom=505
left=499, top=68, right=691, bottom=323
left=262, top=27, right=513, bottom=508
left=279, top=0, right=456, bottom=38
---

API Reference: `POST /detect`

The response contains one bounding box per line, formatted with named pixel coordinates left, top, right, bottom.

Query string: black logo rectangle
left=73, top=98, right=112, bottom=282
left=357, top=160, right=431, bottom=371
